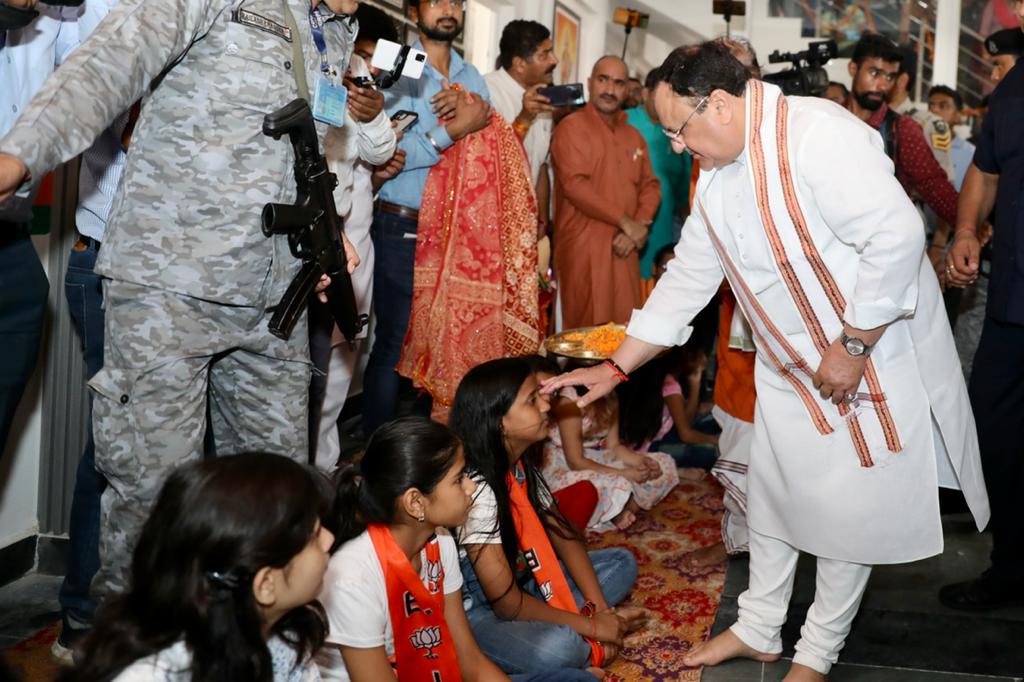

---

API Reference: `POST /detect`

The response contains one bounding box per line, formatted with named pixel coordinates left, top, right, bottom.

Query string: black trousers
left=969, top=315, right=1024, bottom=583
left=0, top=223, right=49, bottom=455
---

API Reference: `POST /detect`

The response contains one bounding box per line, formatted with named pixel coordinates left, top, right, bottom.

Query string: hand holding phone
left=391, top=110, right=418, bottom=134
left=537, top=83, right=585, bottom=108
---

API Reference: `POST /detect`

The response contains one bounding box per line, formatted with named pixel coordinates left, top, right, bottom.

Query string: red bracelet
left=581, top=600, right=597, bottom=617
left=603, top=358, right=629, bottom=383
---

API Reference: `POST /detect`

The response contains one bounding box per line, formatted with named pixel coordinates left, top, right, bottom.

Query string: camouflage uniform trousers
left=954, top=275, right=988, bottom=382
left=87, top=278, right=311, bottom=597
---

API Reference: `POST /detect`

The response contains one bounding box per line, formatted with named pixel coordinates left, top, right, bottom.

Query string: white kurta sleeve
left=797, top=111, right=926, bottom=330
left=627, top=204, right=725, bottom=347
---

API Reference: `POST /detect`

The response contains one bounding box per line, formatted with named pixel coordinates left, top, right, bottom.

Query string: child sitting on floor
left=318, top=416, right=595, bottom=682
left=616, top=348, right=720, bottom=478
left=450, top=357, right=646, bottom=678
left=540, top=360, right=679, bottom=531
left=60, top=454, right=333, bottom=682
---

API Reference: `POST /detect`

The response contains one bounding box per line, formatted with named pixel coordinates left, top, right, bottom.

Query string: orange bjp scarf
left=367, top=524, right=461, bottom=681
left=505, top=462, right=605, bottom=666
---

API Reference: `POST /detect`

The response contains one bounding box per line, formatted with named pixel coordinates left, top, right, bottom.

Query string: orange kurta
left=550, top=103, right=660, bottom=328
left=713, top=289, right=757, bottom=423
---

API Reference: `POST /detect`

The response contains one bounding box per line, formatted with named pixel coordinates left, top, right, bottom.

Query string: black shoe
left=939, top=572, right=1024, bottom=611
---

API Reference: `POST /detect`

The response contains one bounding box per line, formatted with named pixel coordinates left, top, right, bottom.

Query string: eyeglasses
left=426, top=0, right=466, bottom=8
left=662, top=95, right=708, bottom=140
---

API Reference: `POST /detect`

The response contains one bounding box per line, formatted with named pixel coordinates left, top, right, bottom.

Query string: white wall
left=0, top=235, right=46, bottom=549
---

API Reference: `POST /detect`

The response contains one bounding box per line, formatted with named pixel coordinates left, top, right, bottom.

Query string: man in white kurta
left=542, top=42, right=990, bottom=681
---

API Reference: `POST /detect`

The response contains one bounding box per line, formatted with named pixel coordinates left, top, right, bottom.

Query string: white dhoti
left=710, top=405, right=752, bottom=554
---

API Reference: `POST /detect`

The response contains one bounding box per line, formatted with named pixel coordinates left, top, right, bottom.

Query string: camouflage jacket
left=0, top=0, right=356, bottom=305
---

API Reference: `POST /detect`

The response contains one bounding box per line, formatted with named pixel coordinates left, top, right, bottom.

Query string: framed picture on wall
left=553, top=2, right=580, bottom=85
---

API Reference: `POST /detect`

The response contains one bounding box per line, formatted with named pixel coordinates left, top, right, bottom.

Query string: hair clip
left=206, top=570, right=243, bottom=590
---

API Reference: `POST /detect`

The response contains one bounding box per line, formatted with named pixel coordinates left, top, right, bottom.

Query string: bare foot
left=678, top=466, right=706, bottom=481
left=683, top=628, right=779, bottom=667
left=782, top=662, right=826, bottom=681
left=612, top=509, right=636, bottom=530
left=680, top=542, right=729, bottom=568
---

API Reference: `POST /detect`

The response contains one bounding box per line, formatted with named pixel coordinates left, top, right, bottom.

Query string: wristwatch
left=840, top=331, right=873, bottom=357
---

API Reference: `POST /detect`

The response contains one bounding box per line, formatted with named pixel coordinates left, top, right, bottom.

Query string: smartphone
left=372, top=39, right=428, bottom=81
left=537, top=83, right=585, bottom=108
left=391, top=110, right=418, bottom=133
left=347, top=75, right=375, bottom=88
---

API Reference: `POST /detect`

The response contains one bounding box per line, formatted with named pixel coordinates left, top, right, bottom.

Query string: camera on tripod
left=762, top=39, right=837, bottom=97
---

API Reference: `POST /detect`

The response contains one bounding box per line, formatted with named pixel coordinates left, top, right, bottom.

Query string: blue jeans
left=652, top=412, right=721, bottom=469
left=362, top=210, right=417, bottom=435
left=58, top=240, right=107, bottom=624
left=461, top=547, right=637, bottom=674
left=0, top=226, right=48, bottom=454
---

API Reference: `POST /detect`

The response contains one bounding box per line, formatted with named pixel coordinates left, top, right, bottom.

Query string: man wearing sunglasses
left=543, top=41, right=989, bottom=682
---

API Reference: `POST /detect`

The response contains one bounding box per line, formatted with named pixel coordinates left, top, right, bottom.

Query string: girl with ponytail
left=449, top=358, right=646, bottom=678
left=318, top=416, right=594, bottom=682
left=60, top=453, right=333, bottom=682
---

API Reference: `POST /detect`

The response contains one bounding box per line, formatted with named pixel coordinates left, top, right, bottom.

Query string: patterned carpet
left=590, top=476, right=727, bottom=681
left=2, top=477, right=726, bottom=682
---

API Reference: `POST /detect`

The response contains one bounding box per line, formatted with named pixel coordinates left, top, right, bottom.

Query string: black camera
left=762, top=39, right=837, bottom=97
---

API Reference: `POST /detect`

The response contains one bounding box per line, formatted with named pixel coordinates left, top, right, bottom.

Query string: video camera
left=762, top=39, right=837, bottom=97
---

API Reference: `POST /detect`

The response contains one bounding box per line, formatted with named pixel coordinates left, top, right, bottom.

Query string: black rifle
left=261, top=98, right=367, bottom=342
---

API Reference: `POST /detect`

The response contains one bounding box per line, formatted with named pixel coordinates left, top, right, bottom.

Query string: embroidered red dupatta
left=397, top=112, right=541, bottom=415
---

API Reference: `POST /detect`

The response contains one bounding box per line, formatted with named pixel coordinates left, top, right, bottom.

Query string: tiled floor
left=0, top=574, right=61, bottom=650
left=703, top=514, right=1024, bottom=682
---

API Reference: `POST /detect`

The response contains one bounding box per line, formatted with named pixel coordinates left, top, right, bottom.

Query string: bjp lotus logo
left=409, top=626, right=442, bottom=658
left=424, top=557, right=443, bottom=594
left=539, top=580, right=553, bottom=602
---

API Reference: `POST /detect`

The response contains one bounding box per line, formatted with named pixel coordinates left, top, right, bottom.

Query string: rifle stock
left=261, top=99, right=367, bottom=342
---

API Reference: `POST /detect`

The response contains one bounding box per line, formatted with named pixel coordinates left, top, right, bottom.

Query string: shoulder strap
left=879, top=108, right=900, bottom=162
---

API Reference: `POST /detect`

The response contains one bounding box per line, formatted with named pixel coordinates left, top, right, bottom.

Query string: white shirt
left=112, top=637, right=320, bottom=682
left=322, top=54, right=396, bottom=340
left=316, top=528, right=463, bottom=682
left=485, top=68, right=551, bottom=186
left=1, top=4, right=80, bottom=220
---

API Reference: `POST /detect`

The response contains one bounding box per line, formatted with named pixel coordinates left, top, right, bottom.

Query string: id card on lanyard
left=308, top=6, right=347, bottom=126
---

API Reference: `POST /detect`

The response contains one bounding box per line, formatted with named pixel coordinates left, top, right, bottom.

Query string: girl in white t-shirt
left=449, top=357, right=647, bottom=678
left=317, top=417, right=595, bottom=682
left=60, top=454, right=333, bottom=682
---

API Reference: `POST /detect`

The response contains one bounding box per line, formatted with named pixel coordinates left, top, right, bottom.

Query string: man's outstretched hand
left=540, top=362, right=621, bottom=409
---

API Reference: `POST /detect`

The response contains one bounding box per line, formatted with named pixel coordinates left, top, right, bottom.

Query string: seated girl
left=616, top=349, right=720, bottom=477
left=450, top=357, right=646, bottom=677
left=318, top=416, right=595, bottom=682
left=540, top=363, right=679, bottom=531
left=60, top=453, right=333, bottom=682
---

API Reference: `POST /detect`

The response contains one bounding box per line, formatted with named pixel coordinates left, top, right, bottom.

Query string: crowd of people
left=1, top=0, right=1023, bottom=680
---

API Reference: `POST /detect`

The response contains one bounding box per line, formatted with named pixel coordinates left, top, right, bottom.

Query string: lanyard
left=307, top=6, right=335, bottom=81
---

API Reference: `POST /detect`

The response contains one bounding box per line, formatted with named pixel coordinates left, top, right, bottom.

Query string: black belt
left=375, top=200, right=419, bottom=222
left=0, top=220, right=31, bottom=248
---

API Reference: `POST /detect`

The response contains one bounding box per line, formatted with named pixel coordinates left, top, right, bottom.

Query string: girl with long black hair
left=450, top=357, right=646, bottom=678
left=318, top=416, right=594, bottom=682
left=60, top=453, right=333, bottom=682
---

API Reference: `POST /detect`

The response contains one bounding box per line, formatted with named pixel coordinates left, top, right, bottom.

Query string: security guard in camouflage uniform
left=0, top=0, right=359, bottom=597
left=888, top=47, right=956, bottom=183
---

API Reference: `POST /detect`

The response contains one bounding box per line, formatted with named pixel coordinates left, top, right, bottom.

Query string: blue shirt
left=75, top=0, right=127, bottom=242
left=973, top=57, right=1024, bottom=325
left=378, top=39, right=489, bottom=210
left=949, top=134, right=974, bottom=191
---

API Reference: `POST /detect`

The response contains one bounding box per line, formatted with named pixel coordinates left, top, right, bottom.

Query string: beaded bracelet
left=603, top=358, right=629, bottom=382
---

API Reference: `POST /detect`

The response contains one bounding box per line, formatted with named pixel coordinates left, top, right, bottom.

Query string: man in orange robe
left=550, top=55, right=660, bottom=328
